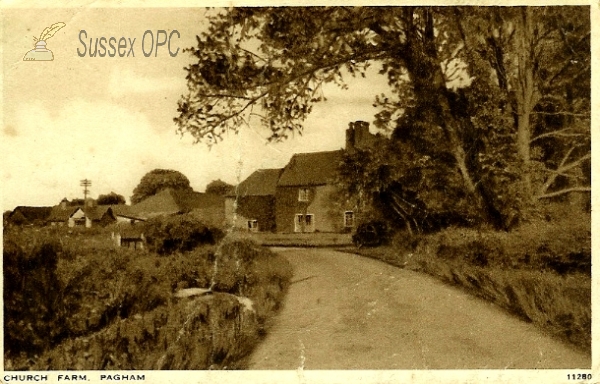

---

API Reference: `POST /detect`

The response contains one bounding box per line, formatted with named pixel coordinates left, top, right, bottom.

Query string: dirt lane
left=247, top=248, right=590, bottom=369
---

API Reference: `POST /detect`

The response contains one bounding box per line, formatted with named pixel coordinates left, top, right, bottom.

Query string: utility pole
left=80, top=179, right=92, bottom=202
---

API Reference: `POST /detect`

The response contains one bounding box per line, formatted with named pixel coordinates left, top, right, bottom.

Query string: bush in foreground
left=6, top=233, right=292, bottom=370
left=143, top=214, right=224, bottom=255
left=3, top=230, right=64, bottom=356
left=32, top=293, right=259, bottom=370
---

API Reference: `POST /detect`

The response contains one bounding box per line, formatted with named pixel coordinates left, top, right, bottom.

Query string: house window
left=295, top=214, right=304, bottom=232
left=247, top=220, right=258, bottom=232
left=294, top=214, right=315, bottom=232
left=298, top=188, right=310, bottom=202
left=305, top=214, right=313, bottom=227
left=344, top=211, right=354, bottom=227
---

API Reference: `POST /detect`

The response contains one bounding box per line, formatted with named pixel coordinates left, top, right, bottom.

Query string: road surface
left=247, top=248, right=590, bottom=369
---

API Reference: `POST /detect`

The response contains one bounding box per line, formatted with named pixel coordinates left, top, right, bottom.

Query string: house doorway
left=294, top=214, right=315, bottom=233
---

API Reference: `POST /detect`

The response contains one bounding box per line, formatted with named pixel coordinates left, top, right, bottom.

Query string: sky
left=2, top=2, right=591, bottom=212
left=1, top=6, right=392, bottom=211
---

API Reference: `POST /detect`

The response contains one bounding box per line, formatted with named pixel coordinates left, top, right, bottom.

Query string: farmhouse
left=276, top=121, right=376, bottom=233
left=226, top=120, right=376, bottom=233
left=275, top=149, right=348, bottom=233
left=225, top=168, right=282, bottom=232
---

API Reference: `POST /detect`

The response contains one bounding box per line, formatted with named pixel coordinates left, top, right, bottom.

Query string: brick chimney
left=345, top=121, right=373, bottom=153
left=60, top=198, right=68, bottom=210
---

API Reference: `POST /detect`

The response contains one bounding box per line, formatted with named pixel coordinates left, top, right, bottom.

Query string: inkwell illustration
left=23, top=22, right=66, bottom=61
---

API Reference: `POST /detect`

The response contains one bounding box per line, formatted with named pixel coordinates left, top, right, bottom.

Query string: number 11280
left=567, top=373, right=592, bottom=380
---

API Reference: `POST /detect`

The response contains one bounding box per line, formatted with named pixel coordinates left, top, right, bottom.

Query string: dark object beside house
left=352, top=221, right=391, bottom=247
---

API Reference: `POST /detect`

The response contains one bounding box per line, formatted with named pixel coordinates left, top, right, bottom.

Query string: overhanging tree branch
left=530, top=127, right=586, bottom=143
left=537, top=186, right=590, bottom=199
left=538, top=150, right=590, bottom=197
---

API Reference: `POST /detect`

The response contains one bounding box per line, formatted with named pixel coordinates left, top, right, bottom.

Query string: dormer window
left=298, top=188, right=310, bottom=202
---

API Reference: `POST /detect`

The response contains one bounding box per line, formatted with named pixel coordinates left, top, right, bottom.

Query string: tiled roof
left=130, top=188, right=224, bottom=218
left=111, top=205, right=146, bottom=221
left=84, top=205, right=114, bottom=221
left=277, top=150, right=344, bottom=187
left=109, top=204, right=131, bottom=216
left=115, top=222, right=144, bottom=239
left=48, top=204, right=123, bottom=222
left=130, top=189, right=181, bottom=217
left=48, top=205, right=80, bottom=222
left=9, top=206, right=52, bottom=222
left=172, top=189, right=225, bottom=212
left=227, top=168, right=283, bottom=197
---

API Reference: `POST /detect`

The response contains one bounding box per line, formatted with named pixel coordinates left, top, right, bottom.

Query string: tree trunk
left=514, top=7, right=537, bottom=203
left=402, top=7, right=502, bottom=228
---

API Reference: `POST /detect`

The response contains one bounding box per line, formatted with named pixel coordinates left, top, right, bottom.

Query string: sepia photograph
left=1, top=2, right=594, bottom=382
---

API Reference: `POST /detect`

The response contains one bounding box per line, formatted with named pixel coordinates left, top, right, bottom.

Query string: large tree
left=97, top=192, right=126, bottom=205
left=68, top=198, right=85, bottom=207
left=205, top=179, right=234, bottom=195
left=449, top=7, right=591, bottom=202
left=131, top=169, right=193, bottom=204
left=175, top=6, right=590, bottom=229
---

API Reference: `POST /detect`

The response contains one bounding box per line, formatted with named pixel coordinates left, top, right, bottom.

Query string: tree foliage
left=143, top=214, right=224, bottom=255
left=69, top=198, right=85, bottom=206
left=205, top=179, right=234, bottom=196
left=97, top=192, right=126, bottom=205
left=131, top=169, right=193, bottom=205
left=176, top=6, right=590, bottom=230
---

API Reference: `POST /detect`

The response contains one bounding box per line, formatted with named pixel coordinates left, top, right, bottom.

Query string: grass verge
left=346, top=217, right=591, bottom=354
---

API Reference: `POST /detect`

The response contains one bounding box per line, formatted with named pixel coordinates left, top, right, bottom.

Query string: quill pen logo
left=23, top=22, right=66, bottom=61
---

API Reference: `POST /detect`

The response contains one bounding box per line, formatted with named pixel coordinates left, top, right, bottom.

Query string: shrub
left=54, top=245, right=218, bottom=340
left=3, top=229, right=65, bottom=356
left=413, top=214, right=591, bottom=274
left=353, top=205, right=591, bottom=352
left=352, top=220, right=391, bottom=247
left=398, top=209, right=590, bottom=351
left=14, top=236, right=292, bottom=370
left=31, top=293, right=259, bottom=370
left=212, top=236, right=293, bottom=299
left=4, top=228, right=293, bottom=370
left=143, top=214, right=224, bottom=255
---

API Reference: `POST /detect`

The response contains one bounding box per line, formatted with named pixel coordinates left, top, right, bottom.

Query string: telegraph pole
left=80, top=179, right=92, bottom=202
